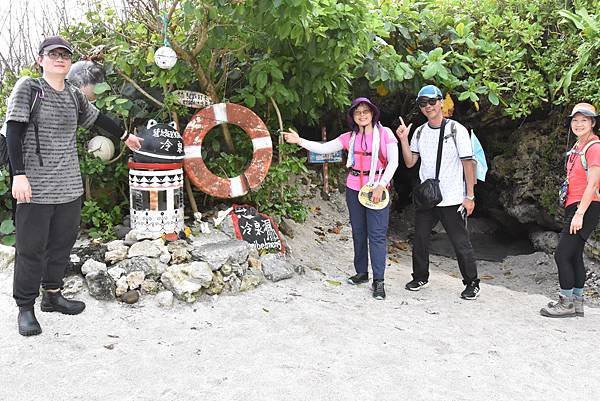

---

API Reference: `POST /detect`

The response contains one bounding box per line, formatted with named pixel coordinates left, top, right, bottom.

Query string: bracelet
left=465, top=195, right=475, bottom=201
left=120, top=131, right=130, bottom=141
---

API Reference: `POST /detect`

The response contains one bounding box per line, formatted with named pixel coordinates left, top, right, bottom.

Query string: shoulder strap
left=28, top=78, right=44, bottom=122
left=27, top=78, right=45, bottom=166
left=415, top=123, right=426, bottom=142
left=434, top=119, right=447, bottom=179
left=65, top=81, right=82, bottom=114
left=580, top=140, right=600, bottom=172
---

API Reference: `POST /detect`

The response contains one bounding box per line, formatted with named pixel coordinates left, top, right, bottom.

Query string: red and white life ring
left=183, top=103, right=272, bottom=198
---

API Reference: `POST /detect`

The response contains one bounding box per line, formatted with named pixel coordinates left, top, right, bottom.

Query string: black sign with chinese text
left=230, top=204, right=284, bottom=254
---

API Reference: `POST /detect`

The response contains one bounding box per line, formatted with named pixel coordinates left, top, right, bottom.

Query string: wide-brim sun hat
left=569, top=102, right=598, bottom=118
left=347, top=97, right=381, bottom=130
left=416, top=84, right=443, bottom=100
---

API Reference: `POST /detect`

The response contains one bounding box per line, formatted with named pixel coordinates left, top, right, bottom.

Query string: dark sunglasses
left=417, top=98, right=440, bottom=108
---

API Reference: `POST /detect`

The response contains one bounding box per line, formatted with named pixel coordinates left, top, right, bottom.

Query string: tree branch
left=115, top=67, right=164, bottom=107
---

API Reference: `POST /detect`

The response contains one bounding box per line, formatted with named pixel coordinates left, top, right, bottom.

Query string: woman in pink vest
left=284, top=98, right=398, bottom=300
left=541, top=103, right=600, bottom=318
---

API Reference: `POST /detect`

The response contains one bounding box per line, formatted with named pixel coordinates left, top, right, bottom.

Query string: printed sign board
left=307, top=146, right=343, bottom=164
left=172, top=90, right=214, bottom=109
left=229, top=204, right=285, bottom=254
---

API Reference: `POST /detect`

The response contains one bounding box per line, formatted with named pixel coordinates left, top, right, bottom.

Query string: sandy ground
left=1, top=196, right=599, bottom=401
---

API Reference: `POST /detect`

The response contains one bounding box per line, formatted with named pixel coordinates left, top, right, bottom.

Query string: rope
left=162, top=14, right=171, bottom=47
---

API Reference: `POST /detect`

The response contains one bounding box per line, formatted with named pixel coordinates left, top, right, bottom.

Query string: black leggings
left=554, top=202, right=600, bottom=289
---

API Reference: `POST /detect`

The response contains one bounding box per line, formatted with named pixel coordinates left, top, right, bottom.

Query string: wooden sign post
left=306, top=127, right=343, bottom=197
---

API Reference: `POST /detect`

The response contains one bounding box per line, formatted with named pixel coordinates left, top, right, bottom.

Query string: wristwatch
left=465, top=195, right=475, bottom=201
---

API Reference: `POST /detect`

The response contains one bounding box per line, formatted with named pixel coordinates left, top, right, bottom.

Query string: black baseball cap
left=38, top=36, right=73, bottom=55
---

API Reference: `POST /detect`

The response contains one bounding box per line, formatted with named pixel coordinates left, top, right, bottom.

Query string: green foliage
left=364, top=0, right=600, bottom=118
left=243, top=143, right=310, bottom=222
left=81, top=200, right=121, bottom=240
left=5, top=0, right=600, bottom=233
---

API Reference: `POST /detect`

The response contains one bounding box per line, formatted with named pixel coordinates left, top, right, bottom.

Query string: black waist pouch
left=413, top=178, right=442, bottom=210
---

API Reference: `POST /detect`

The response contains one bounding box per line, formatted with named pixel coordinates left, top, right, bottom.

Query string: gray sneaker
left=540, top=294, right=576, bottom=318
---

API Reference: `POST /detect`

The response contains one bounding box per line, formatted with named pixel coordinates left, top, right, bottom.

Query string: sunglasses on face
left=417, top=98, right=440, bottom=108
left=43, top=51, right=73, bottom=61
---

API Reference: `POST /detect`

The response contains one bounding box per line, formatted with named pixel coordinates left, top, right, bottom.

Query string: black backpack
left=0, top=77, right=80, bottom=169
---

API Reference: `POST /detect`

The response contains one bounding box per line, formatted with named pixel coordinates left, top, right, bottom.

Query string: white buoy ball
left=87, top=136, right=115, bottom=161
left=154, top=46, right=177, bottom=69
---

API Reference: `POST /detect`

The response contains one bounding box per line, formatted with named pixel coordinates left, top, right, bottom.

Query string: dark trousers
left=555, top=202, right=600, bottom=290
left=346, top=188, right=390, bottom=280
left=13, top=198, right=81, bottom=307
left=412, top=204, right=478, bottom=284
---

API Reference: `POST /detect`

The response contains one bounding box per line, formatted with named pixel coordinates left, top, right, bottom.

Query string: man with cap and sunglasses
left=396, top=85, right=480, bottom=300
left=540, top=102, right=600, bottom=318
left=4, top=35, right=143, bottom=336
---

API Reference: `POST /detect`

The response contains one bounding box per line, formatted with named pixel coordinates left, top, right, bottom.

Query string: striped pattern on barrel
left=129, top=167, right=185, bottom=235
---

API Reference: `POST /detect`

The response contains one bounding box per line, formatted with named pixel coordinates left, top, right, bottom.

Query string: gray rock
left=113, top=256, right=167, bottom=278
left=81, top=259, right=107, bottom=275
left=124, top=229, right=163, bottom=244
left=113, top=224, right=131, bottom=240
left=248, top=256, right=262, bottom=269
left=68, top=242, right=107, bottom=275
left=220, top=264, right=233, bottom=276
left=156, top=291, right=174, bottom=308
left=160, top=261, right=213, bottom=302
left=191, top=230, right=232, bottom=247
left=261, top=254, right=294, bottom=282
left=62, top=275, right=85, bottom=296
left=106, top=240, right=126, bottom=252
left=85, top=270, right=116, bottom=300
left=206, top=271, right=224, bottom=295
left=126, top=271, right=145, bottom=290
left=128, top=239, right=166, bottom=258
left=115, top=275, right=129, bottom=297
left=141, top=278, right=160, bottom=294
left=232, top=262, right=248, bottom=275
left=278, top=218, right=294, bottom=238
left=104, top=240, right=129, bottom=264
left=191, top=239, right=252, bottom=270
left=120, top=290, right=139, bottom=304
left=107, top=266, right=126, bottom=281
left=240, top=267, right=264, bottom=291
left=226, top=275, right=242, bottom=293
left=167, top=240, right=192, bottom=264
left=159, top=251, right=172, bottom=264
left=0, top=244, right=15, bottom=271
left=530, top=231, right=559, bottom=254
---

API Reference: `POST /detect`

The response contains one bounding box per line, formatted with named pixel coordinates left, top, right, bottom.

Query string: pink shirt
left=337, top=127, right=397, bottom=191
left=566, top=136, right=600, bottom=207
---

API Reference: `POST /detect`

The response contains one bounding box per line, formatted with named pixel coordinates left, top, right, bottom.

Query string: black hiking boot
left=18, top=307, right=42, bottom=337
left=41, top=290, right=86, bottom=315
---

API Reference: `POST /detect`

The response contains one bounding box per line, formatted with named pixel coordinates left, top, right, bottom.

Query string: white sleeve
left=299, top=138, right=344, bottom=154
left=409, top=125, right=422, bottom=154
left=378, top=142, right=399, bottom=186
